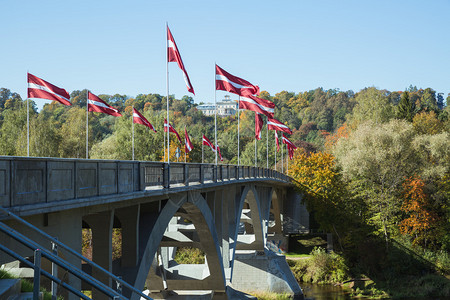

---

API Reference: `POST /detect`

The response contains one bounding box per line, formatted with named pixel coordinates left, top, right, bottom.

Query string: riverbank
left=286, top=234, right=450, bottom=299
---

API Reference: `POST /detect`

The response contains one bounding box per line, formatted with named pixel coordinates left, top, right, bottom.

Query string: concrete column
left=115, top=205, right=140, bottom=268
left=83, top=210, right=114, bottom=300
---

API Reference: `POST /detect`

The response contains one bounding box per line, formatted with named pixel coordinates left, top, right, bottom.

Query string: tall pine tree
left=397, top=91, right=415, bottom=122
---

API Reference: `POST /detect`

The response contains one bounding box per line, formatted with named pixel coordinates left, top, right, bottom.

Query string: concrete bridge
left=0, top=157, right=308, bottom=299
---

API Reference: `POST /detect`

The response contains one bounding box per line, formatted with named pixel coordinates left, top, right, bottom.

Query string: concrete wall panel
left=76, top=162, right=97, bottom=198
left=12, top=160, right=46, bottom=206
left=0, top=160, right=10, bottom=207
left=99, top=162, right=117, bottom=195
left=47, top=161, right=75, bottom=202
left=118, top=163, right=133, bottom=193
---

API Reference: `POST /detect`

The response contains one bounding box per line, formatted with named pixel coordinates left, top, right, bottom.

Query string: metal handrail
left=0, top=221, right=124, bottom=299
left=0, top=207, right=153, bottom=300
left=0, top=243, right=91, bottom=300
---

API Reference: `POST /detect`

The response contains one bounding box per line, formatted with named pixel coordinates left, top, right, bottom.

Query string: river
left=301, top=282, right=353, bottom=300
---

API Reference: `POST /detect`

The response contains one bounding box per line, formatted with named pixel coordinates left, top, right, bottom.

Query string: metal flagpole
left=202, top=135, right=204, bottom=164
left=86, top=90, right=89, bottom=159
left=214, top=65, right=218, bottom=166
left=237, top=96, right=240, bottom=166
left=132, top=105, right=135, bottom=161
left=184, top=126, right=186, bottom=163
left=281, top=138, right=284, bottom=173
left=26, top=72, right=29, bottom=157
left=274, top=131, right=277, bottom=170
left=286, top=143, right=289, bottom=175
left=166, top=24, right=170, bottom=165
left=266, top=123, right=269, bottom=169
left=255, top=137, right=257, bottom=167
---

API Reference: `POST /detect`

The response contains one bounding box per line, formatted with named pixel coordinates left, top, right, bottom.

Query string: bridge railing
left=0, top=157, right=289, bottom=208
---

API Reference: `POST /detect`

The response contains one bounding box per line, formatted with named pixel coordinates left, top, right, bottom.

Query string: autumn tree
left=399, top=176, right=438, bottom=248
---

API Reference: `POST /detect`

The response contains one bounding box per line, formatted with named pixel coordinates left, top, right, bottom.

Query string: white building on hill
left=197, top=95, right=238, bottom=117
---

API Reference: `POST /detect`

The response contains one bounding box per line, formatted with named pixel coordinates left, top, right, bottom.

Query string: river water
left=301, top=282, right=353, bottom=300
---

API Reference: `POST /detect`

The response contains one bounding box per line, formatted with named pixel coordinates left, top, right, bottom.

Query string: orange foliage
left=399, top=176, right=437, bottom=246
left=324, top=123, right=350, bottom=152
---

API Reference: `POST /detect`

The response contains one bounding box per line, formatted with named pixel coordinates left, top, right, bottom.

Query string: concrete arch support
left=131, top=192, right=227, bottom=300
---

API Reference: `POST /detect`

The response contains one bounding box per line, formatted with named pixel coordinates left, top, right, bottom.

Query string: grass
left=248, top=291, right=292, bottom=300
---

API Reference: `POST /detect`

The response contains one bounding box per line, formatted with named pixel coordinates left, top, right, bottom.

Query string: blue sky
left=1, top=0, right=449, bottom=106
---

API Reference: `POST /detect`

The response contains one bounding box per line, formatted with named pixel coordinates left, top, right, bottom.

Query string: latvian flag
left=167, top=26, right=195, bottom=95
left=202, top=134, right=215, bottom=152
left=215, top=64, right=259, bottom=96
left=133, top=108, right=156, bottom=132
left=216, top=145, right=224, bottom=162
left=185, top=128, right=193, bottom=153
left=27, top=73, right=71, bottom=106
left=164, top=119, right=182, bottom=143
left=255, top=113, right=263, bottom=140
left=88, top=92, right=122, bottom=117
left=282, top=133, right=297, bottom=160
left=240, top=95, right=275, bottom=118
left=267, top=117, right=292, bottom=134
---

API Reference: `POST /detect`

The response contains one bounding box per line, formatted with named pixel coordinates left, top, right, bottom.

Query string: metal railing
left=0, top=207, right=152, bottom=300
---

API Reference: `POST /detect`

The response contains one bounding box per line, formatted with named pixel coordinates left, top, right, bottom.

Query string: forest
left=1, top=85, right=449, bottom=296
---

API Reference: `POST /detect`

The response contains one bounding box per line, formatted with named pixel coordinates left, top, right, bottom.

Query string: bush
left=289, top=247, right=350, bottom=284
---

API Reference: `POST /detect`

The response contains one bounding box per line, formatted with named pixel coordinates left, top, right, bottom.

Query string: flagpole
left=255, top=137, right=257, bottom=168
left=214, top=64, right=218, bottom=166
left=281, top=139, right=284, bottom=173
left=237, top=96, right=240, bottom=166
left=132, top=105, right=135, bottom=161
left=86, top=90, right=89, bottom=159
left=274, top=131, right=277, bottom=170
left=166, top=24, right=170, bottom=165
left=184, top=126, right=186, bottom=163
left=286, top=143, right=289, bottom=175
left=266, top=123, right=269, bottom=169
left=27, top=97, right=30, bottom=157
left=202, top=135, right=204, bottom=164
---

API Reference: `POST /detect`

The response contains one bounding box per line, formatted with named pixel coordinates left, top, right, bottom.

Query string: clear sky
left=1, top=0, right=449, bottom=106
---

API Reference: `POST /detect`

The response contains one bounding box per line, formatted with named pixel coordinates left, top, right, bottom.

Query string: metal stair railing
left=0, top=207, right=152, bottom=300
left=0, top=221, right=123, bottom=299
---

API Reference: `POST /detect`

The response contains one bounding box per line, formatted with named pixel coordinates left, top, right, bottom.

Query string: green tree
left=348, top=87, right=394, bottom=126
left=396, top=91, right=415, bottom=122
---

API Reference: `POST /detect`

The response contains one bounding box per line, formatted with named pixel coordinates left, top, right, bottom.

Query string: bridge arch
left=131, top=191, right=226, bottom=300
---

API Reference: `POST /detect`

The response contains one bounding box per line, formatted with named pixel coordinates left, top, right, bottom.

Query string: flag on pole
left=255, top=113, right=263, bottom=140
left=133, top=108, right=156, bottom=132
left=164, top=119, right=182, bottom=143
left=202, top=134, right=216, bottom=152
left=215, top=64, right=259, bottom=96
left=88, top=92, right=122, bottom=116
left=185, top=128, right=193, bottom=153
left=267, top=117, right=292, bottom=134
left=240, top=95, right=275, bottom=118
left=27, top=73, right=71, bottom=106
left=167, top=25, right=195, bottom=95
left=275, top=131, right=280, bottom=152
left=217, top=145, right=224, bottom=161
left=282, top=133, right=297, bottom=160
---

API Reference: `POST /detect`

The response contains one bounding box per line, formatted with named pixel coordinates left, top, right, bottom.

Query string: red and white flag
left=275, top=131, right=280, bottom=152
left=215, top=64, right=259, bottom=96
left=240, top=95, right=275, bottom=118
left=167, top=26, right=195, bottom=95
left=202, top=134, right=215, bottom=152
left=282, top=133, right=297, bottom=160
left=27, top=73, right=71, bottom=106
left=185, top=128, right=193, bottom=153
left=267, top=117, right=292, bottom=134
left=164, top=119, right=182, bottom=143
left=216, top=145, right=224, bottom=161
left=255, top=113, right=263, bottom=140
left=133, top=108, right=156, bottom=132
left=88, top=92, right=122, bottom=117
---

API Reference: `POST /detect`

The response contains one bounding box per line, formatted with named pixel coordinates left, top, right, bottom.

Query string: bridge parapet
left=0, top=157, right=290, bottom=210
